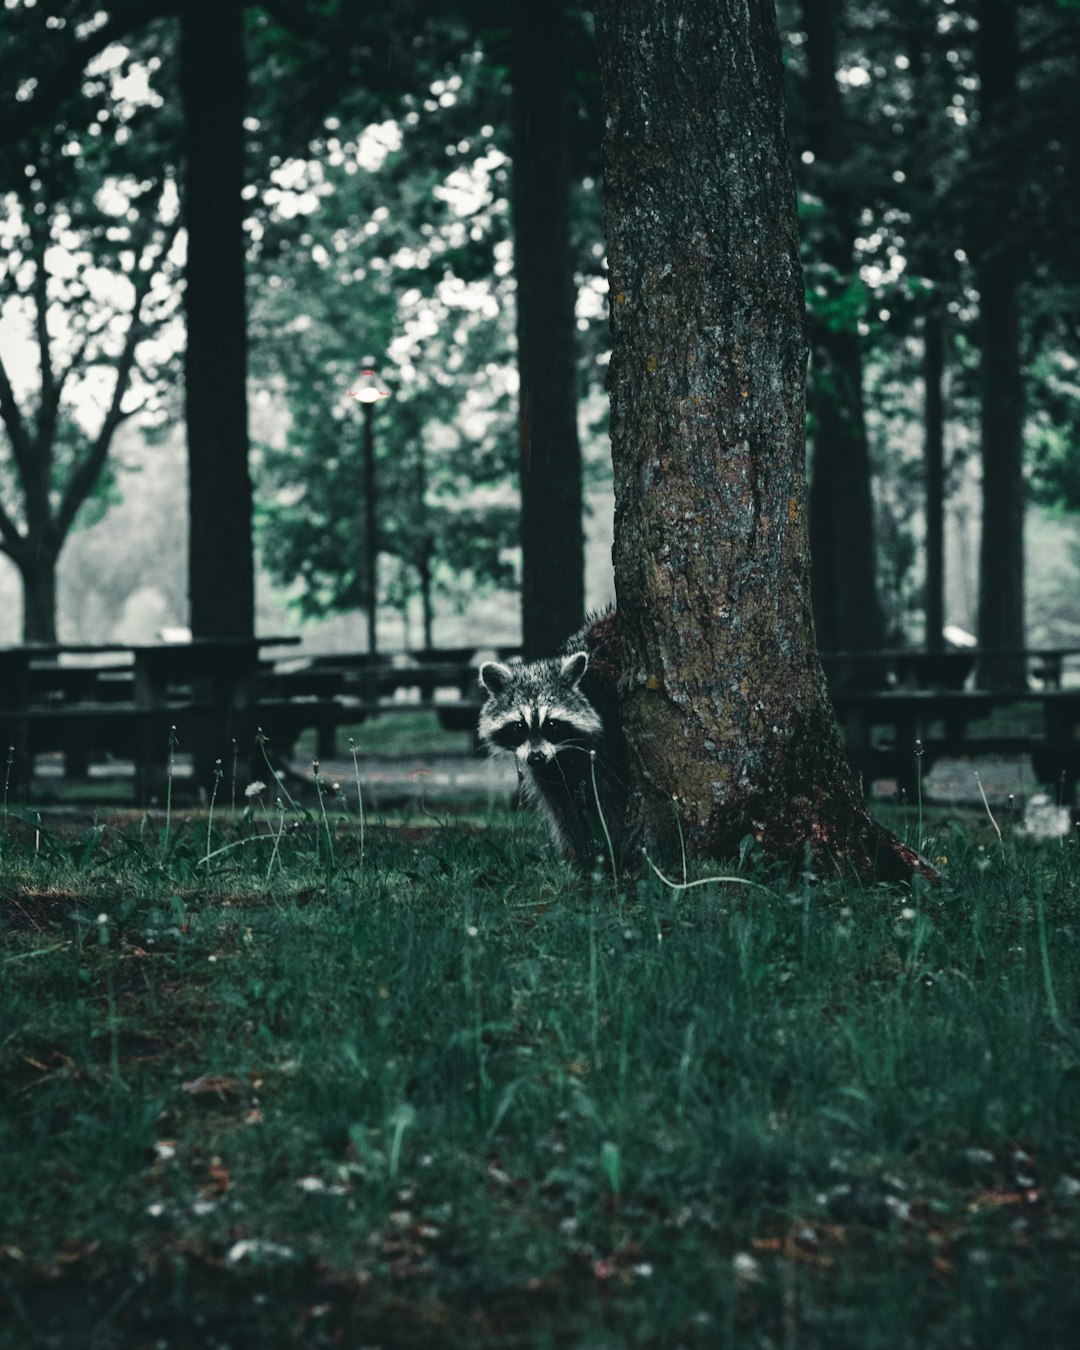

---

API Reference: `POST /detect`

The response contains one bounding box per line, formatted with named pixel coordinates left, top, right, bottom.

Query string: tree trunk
left=509, top=0, right=585, bottom=658
left=594, top=0, right=930, bottom=882
left=418, top=544, right=434, bottom=650
left=20, top=548, right=58, bottom=644
left=807, top=329, right=882, bottom=655
left=902, top=3, right=949, bottom=654
left=974, top=0, right=1025, bottom=688
left=801, top=0, right=883, bottom=659
left=924, top=309, right=946, bottom=650
left=179, top=1, right=255, bottom=640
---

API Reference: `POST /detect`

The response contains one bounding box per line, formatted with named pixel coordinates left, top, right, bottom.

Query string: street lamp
left=347, top=362, right=392, bottom=656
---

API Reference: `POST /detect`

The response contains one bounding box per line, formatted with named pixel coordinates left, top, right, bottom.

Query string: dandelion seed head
left=733, top=1252, right=761, bottom=1282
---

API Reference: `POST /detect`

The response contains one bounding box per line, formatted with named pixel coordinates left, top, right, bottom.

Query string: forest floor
left=2, top=801, right=1079, bottom=1348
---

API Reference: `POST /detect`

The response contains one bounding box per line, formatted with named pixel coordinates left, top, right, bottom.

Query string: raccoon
left=478, top=611, right=628, bottom=866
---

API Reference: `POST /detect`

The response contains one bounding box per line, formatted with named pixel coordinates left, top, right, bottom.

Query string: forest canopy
left=0, top=0, right=1076, bottom=656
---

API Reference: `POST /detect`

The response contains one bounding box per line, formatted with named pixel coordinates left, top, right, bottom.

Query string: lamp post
left=347, top=363, right=392, bottom=656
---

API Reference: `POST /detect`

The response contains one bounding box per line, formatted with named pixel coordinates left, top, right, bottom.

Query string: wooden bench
left=259, top=646, right=521, bottom=755
left=9, top=638, right=1076, bottom=808
left=830, top=688, right=1080, bottom=801
left=0, top=638, right=300, bottom=802
left=820, top=646, right=1080, bottom=692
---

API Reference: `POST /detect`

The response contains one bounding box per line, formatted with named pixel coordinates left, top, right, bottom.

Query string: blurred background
left=0, top=0, right=1077, bottom=661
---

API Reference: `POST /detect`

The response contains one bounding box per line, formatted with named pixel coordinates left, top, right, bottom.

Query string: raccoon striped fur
left=478, top=610, right=628, bottom=866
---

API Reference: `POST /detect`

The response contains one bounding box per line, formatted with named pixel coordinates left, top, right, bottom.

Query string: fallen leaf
left=182, top=1074, right=241, bottom=1101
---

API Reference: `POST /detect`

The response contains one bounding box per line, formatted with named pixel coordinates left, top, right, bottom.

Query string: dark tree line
left=1, top=0, right=1079, bottom=684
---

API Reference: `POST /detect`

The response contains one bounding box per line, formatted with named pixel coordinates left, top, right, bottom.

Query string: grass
left=299, top=710, right=473, bottom=758
left=1, top=797, right=1079, bottom=1348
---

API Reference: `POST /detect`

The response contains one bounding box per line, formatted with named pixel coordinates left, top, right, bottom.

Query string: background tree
left=2, top=1, right=479, bottom=643
left=2, top=1, right=604, bottom=649
left=247, top=49, right=522, bottom=641
left=595, top=0, right=927, bottom=878
left=0, top=55, right=181, bottom=642
left=179, top=2, right=254, bottom=639
left=247, top=2, right=606, bottom=650
left=5, top=0, right=1079, bottom=669
left=899, top=0, right=956, bottom=651
left=972, top=0, right=1024, bottom=687
left=509, top=0, right=586, bottom=656
left=795, top=0, right=884, bottom=660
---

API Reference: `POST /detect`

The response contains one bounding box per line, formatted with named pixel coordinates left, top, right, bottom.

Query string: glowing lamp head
left=348, top=367, right=391, bottom=405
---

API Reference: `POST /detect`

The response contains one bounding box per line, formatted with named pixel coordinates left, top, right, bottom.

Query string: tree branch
left=52, top=311, right=113, bottom=408
left=28, top=204, right=58, bottom=462
left=52, top=180, right=171, bottom=404
left=0, top=489, right=26, bottom=560
left=54, top=212, right=181, bottom=539
left=0, top=0, right=177, bottom=149
left=0, top=353, right=33, bottom=485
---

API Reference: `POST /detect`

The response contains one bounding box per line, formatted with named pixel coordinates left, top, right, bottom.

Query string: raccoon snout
left=527, top=746, right=552, bottom=766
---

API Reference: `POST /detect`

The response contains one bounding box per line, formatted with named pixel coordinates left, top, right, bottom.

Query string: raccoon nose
left=527, top=748, right=547, bottom=766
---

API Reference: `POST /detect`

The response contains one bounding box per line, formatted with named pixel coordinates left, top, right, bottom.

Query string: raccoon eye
left=492, top=717, right=528, bottom=751
left=542, top=717, right=566, bottom=740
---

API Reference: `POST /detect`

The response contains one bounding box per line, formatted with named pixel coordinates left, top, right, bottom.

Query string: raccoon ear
left=558, top=651, right=589, bottom=689
left=479, top=661, right=514, bottom=696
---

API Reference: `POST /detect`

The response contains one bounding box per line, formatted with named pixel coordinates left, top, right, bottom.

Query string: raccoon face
left=478, top=651, right=602, bottom=768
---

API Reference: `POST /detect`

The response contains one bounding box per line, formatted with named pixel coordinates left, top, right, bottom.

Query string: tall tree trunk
left=801, top=0, right=883, bottom=659
left=509, top=0, right=585, bottom=658
left=179, top=1, right=255, bottom=640
left=595, top=0, right=929, bottom=881
left=974, top=0, right=1025, bottom=688
left=924, top=309, right=946, bottom=650
left=807, top=330, right=881, bottom=655
left=20, top=549, right=58, bottom=644
left=902, top=2, right=950, bottom=652
left=418, top=546, right=434, bottom=650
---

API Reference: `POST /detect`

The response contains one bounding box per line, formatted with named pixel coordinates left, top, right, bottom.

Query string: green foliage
left=244, top=7, right=608, bottom=626
left=3, top=805, right=1080, bottom=1345
left=247, top=47, right=526, bottom=623
left=1028, top=345, right=1080, bottom=512
left=806, top=273, right=871, bottom=336
left=0, top=9, right=184, bottom=639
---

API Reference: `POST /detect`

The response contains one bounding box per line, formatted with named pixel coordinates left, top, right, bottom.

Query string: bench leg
left=317, top=723, right=338, bottom=760
left=65, top=746, right=90, bottom=780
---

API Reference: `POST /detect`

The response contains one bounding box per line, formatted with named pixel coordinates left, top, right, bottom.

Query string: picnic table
left=256, top=645, right=523, bottom=756
left=820, top=646, right=1080, bottom=692
left=0, top=638, right=520, bottom=801
left=0, top=637, right=300, bottom=801
left=830, top=686, right=1080, bottom=802
left=4, top=636, right=1080, bottom=806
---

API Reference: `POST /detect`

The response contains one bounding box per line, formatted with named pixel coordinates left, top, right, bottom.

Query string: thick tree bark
left=180, top=2, right=255, bottom=639
left=974, top=0, right=1025, bottom=688
left=594, top=0, right=930, bottom=882
left=801, top=0, right=883, bottom=658
left=509, top=0, right=585, bottom=658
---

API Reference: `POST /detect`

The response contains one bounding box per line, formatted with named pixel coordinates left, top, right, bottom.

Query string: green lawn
left=2, top=801, right=1079, bottom=1347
